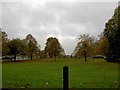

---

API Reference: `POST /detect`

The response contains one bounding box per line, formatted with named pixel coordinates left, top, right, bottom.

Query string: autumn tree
left=8, top=38, right=26, bottom=61
left=1, top=30, right=10, bottom=56
left=26, top=34, right=40, bottom=60
left=95, top=34, right=108, bottom=56
left=44, top=37, right=65, bottom=61
left=1, top=30, right=40, bottom=60
left=73, top=34, right=94, bottom=61
left=104, top=6, right=120, bottom=62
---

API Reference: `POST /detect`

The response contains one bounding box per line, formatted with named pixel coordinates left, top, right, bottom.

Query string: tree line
left=0, top=6, right=119, bottom=62
left=72, top=34, right=108, bottom=60
left=1, top=30, right=108, bottom=61
left=73, top=6, right=120, bottom=62
left=1, top=33, right=40, bottom=61
left=1, top=30, right=66, bottom=61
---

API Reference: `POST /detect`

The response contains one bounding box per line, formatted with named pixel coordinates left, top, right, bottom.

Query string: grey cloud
left=0, top=3, right=2, bottom=27
left=2, top=1, right=118, bottom=54
left=62, top=2, right=116, bottom=23
left=58, top=23, right=86, bottom=37
left=28, top=9, right=56, bottom=27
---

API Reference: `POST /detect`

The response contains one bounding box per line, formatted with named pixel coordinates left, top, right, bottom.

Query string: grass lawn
left=2, top=58, right=119, bottom=88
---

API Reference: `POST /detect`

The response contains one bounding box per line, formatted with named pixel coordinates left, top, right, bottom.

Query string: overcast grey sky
left=1, top=0, right=118, bottom=54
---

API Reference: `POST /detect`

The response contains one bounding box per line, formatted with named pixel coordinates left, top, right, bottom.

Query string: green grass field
left=2, top=58, right=119, bottom=88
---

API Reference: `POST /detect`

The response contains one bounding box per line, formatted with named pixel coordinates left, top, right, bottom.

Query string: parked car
left=92, top=55, right=106, bottom=59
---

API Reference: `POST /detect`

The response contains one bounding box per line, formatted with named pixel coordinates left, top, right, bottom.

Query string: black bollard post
left=63, top=66, right=69, bottom=90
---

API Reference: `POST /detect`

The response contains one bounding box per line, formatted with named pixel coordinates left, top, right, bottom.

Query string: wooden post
left=63, top=66, right=69, bottom=90
left=84, top=50, right=87, bottom=62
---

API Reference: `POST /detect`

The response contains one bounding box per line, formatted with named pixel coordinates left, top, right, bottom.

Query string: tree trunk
left=14, top=53, right=16, bottom=62
left=30, top=52, right=32, bottom=60
left=84, top=51, right=87, bottom=61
